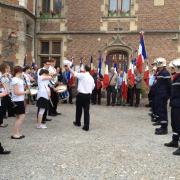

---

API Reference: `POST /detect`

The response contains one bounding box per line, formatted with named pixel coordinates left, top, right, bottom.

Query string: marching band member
left=11, top=66, right=29, bottom=139
left=0, top=63, right=15, bottom=118
left=164, top=59, right=180, bottom=155
left=154, top=58, right=171, bottom=135
left=0, top=80, right=8, bottom=127
left=36, top=69, right=52, bottom=129
left=48, top=58, right=61, bottom=116
left=23, top=66, right=35, bottom=107
left=0, top=80, right=10, bottom=154
left=37, top=60, right=52, bottom=123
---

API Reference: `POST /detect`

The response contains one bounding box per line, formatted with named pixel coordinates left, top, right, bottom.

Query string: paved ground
left=0, top=101, right=180, bottom=180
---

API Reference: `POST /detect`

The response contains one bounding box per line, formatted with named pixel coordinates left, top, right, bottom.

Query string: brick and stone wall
left=0, top=1, right=35, bottom=65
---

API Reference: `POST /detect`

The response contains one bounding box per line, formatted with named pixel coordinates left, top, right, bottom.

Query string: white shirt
left=11, top=77, right=25, bottom=102
left=48, top=65, right=58, bottom=84
left=37, top=76, right=50, bottom=100
left=74, top=72, right=95, bottom=94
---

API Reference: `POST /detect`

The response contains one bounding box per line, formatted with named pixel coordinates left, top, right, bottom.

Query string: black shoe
left=0, top=150, right=11, bottom=155
left=69, top=102, right=73, bottom=104
left=155, top=128, right=168, bottom=135
left=0, top=124, right=8, bottom=128
left=164, top=141, right=178, bottom=148
left=45, top=118, right=52, bottom=121
left=151, top=117, right=157, bottom=122
left=8, top=115, right=15, bottom=117
left=11, top=135, right=25, bottom=139
left=56, top=112, right=62, bottom=115
left=48, top=113, right=57, bottom=117
left=134, top=104, right=139, bottom=107
left=152, top=121, right=161, bottom=126
left=173, top=147, right=180, bottom=156
left=73, top=121, right=81, bottom=127
left=82, top=127, right=89, bottom=131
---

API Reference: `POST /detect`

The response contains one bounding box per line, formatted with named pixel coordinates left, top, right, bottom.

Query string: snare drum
left=55, top=85, right=67, bottom=93
left=56, top=85, right=69, bottom=100
left=30, top=87, right=38, bottom=95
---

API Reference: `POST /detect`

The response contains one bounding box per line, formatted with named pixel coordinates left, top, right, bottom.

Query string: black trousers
left=75, top=93, right=91, bottom=129
left=107, top=86, right=116, bottom=105
left=91, top=88, right=101, bottom=104
left=68, top=86, right=73, bottom=103
left=2, top=95, right=14, bottom=117
left=0, top=106, right=4, bottom=125
left=157, top=96, right=168, bottom=129
left=127, top=87, right=134, bottom=106
left=48, top=87, right=59, bottom=115
left=135, top=87, right=141, bottom=106
left=171, top=108, right=180, bottom=141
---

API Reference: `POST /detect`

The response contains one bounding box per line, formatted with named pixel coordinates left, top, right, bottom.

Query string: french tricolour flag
left=79, top=57, right=85, bottom=72
left=122, top=64, right=128, bottom=100
left=90, top=56, right=95, bottom=75
left=136, top=32, right=147, bottom=74
left=127, top=60, right=135, bottom=87
left=103, top=56, right=109, bottom=89
left=98, top=55, right=102, bottom=75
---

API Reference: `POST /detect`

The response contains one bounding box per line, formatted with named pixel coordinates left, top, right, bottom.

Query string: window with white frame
left=108, top=0, right=131, bottom=17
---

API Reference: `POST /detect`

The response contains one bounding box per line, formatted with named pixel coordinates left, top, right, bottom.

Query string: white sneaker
left=36, top=124, right=47, bottom=129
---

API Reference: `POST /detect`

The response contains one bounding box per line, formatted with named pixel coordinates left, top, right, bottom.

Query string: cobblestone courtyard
left=0, top=103, right=180, bottom=180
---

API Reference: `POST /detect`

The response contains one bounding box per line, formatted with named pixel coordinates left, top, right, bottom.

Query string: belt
left=78, top=92, right=90, bottom=96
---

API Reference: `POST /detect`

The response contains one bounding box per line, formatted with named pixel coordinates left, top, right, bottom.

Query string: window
left=40, top=41, right=61, bottom=67
left=53, top=0, right=62, bottom=14
left=108, top=0, right=131, bottom=17
left=42, top=0, right=50, bottom=14
left=41, top=42, right=49, bottom=54
left=40, top=0, right=63, bottom=18
left=52, top=42, right=61, bottom=54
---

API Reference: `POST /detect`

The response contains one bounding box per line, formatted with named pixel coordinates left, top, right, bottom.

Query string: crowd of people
left=0, top=56, right=180, bottom=156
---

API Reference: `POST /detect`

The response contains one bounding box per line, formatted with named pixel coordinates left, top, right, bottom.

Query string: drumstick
left=44, top=85, right=54, bottom=107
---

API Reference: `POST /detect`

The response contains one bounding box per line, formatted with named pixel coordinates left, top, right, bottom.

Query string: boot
left=164, top=140, right=178, bottom=148
left=173, top=147, right=180, bottom=156
left=152, top=121, right=161, bottom=126
left=155, top=127, right=168, bottom=135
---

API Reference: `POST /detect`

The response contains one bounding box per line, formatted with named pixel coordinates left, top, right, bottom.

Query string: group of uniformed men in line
left=149, top=57, right=180, bottom=156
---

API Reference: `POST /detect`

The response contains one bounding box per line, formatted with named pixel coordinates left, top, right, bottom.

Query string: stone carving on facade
left=1, top=32, right=18, bottom=58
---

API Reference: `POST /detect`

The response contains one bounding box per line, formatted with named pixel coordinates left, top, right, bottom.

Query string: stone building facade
left=0, top=0, right=180, bottom=69
left=0, top=0, right=35, bottom=66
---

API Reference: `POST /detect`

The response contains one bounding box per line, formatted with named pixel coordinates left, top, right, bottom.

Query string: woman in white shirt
left=36, top=69, right=52, bottom=129
left=11, top=66, right=29, bottom=139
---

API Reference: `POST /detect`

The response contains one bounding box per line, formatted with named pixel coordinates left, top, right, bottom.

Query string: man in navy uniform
left=154, top=58, right=171, bottom=135
left=164, top=59, right=180, bottom=155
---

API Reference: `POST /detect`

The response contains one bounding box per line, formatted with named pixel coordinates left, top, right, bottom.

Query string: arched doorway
left=107, top=50, right=129, bottom=71
left=101, top=35, right=133, bottom=71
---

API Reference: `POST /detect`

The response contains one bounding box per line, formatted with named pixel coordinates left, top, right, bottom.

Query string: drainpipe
left=34, top=0, right=37, bottom=65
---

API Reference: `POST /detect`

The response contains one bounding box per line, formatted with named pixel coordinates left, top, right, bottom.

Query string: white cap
left=156, top=57, right=166, bottom=67
left=63, top=59, right=72, bottom=67
left=172, top=59, right=180, bottom=73
left=169, top=61, right=174, bottom=68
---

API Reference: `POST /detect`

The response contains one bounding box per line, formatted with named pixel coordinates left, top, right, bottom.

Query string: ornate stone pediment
left=108, top=34, right=126, bottom=46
